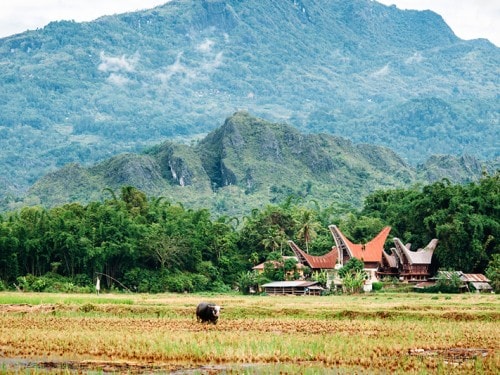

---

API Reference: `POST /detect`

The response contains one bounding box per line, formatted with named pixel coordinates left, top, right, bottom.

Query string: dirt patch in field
left=0, top=358, right=367, bottom=374
left=0, top=303, right=56, bottom=313
left=0, top=358, right=196, bottom=374
left=409, top=347, right=491, bottom=365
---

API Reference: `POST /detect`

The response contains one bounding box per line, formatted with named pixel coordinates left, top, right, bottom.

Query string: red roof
left=287, top=241, right=338, bottom=269
left=329, top=225, right=391, bottom=263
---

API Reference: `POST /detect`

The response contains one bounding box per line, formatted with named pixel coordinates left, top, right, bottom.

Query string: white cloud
left=157, top=53, right=196, bottom=84
left=405, top=52, right=424, bottom=64
left=156, top=49, right=224, bottom=86
left=372, top=64, right=390, bottom=77
left=98, top=52, right=139, bottom=73
left=106, top=73, right=130, bottom=86
left=202, top=52, right=224, bottom=72
left=197, top=39, right=216, bottom=54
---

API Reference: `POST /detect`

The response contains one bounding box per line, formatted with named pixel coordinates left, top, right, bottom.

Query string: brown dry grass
left=0, top=292, right=498, bottom=374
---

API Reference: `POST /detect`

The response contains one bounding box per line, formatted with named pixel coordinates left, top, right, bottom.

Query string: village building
left=287, top=240, right=338, bottom=272
left=261, top=280, right=324, bottom=296
left=378, top=250, right=399, bottom=279
left=391, top=238, right=437, bottom=282
left=258, top=225, right=444, bottom=292
left=328, top=225, right=391, bottom=280
left=461, top=273, right=494, bottom=292
left=252, top=256, right=305, bottom=279
left=419, top=271, right=493, bottom=293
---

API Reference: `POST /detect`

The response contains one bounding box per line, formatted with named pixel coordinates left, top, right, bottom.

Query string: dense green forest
left=0, top=173, right=498, bottom=293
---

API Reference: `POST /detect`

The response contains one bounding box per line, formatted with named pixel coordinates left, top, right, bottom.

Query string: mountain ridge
left=9, top=112, right=496, bottom=217
left=0, top=0, right=498, bottom=198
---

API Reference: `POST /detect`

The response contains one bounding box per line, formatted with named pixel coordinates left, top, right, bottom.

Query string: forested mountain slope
left=12, top=112, right=494, bottom=217
left=0, top=0, right=498, bottom=199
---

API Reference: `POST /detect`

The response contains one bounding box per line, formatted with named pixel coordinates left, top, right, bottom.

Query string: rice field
left=0, top=292, right=498, bottom=374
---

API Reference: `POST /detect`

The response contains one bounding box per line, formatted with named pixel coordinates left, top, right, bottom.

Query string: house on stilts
left=287, top=225, right=439, bottom=284
left=391, top=238, right=437, bottom=282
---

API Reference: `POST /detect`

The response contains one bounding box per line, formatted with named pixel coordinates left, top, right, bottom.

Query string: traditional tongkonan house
left=287, top=240, right=338, bottom=272
left=392, top=238, right=437, bottom=282
left=378, top=250, right=399, bottom=279
left=287, top=226, right=438, bottom=285
left=328, top=225, right=392, bottom=279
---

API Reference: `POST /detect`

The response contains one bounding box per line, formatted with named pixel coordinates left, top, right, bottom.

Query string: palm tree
left=295, top=208, right=321, bottom=253
left=261, top=227, right=287, bottom=256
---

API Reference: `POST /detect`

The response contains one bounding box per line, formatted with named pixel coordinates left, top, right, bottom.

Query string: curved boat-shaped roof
left=393, top=238, right=437, bottom=265
left=287, top=240, right=338, bottom=269
left=382, top=250, right=398, bottom=268
left=328, top=225, right=391, bottom=263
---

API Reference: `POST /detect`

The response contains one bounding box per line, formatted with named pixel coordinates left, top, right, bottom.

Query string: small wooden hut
left=261, top=281, right=324, bottom=296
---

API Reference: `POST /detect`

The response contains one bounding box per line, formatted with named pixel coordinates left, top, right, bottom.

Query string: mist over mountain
left=0, top=0, right=498, bottom=200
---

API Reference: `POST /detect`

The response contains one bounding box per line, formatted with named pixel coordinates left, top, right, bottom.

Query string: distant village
left=253, top=225, right=493, bottom=295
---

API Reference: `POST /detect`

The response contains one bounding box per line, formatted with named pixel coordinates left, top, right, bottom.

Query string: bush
left=190, top=274, right=210, bottom=292
left=14, top=273, right=92, bottom=293
left=372, top=281, right=383, bottom=291
left=485, top=254, right=500, bottom=293
left=237, top=271, right=258, bottom=295
left=123, top=268, right=158, bottom=293
left=164, top=273, right=193, bottom=293
left=72, top=274, right=92, bottom=287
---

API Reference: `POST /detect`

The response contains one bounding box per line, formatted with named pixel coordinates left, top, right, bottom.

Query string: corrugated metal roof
left=436, top=271, right=491, bottom=283
left=436, top=270, right=464, bottom=280
left=262, top=281, right=319, bottom=288
left=469, top=282, right=493, bottom=290
left=462, top=274, right=491, bottom=282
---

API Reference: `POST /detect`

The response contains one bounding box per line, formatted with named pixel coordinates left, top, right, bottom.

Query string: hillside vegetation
left=0, top=0, right=498, bottom=198
left=6, top=112, right=496, bottom=217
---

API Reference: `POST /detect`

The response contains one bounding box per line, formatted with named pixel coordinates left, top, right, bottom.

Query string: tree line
left=0, top=173, right=498, bottom=293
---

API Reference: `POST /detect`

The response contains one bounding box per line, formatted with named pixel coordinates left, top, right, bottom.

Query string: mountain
left=8, top=112, right=494, bottom=217
left=0, top=0, right=498, bottom=198
left=416, top=154, right=498, bottom=184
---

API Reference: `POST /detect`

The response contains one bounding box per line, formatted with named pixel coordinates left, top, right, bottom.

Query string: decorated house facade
left=287, top=225, right=438, bottom=283
left=391, top=238, right=437, bottom=281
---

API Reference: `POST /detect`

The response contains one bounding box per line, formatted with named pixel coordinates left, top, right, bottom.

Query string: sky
left=0, top=0, right=498, bottom=46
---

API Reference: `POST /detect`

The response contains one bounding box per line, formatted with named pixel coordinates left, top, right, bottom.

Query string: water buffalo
left=196, top=302, right=221, bottom=324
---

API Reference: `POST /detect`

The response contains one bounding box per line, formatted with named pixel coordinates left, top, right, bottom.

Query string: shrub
left=72, top=274, right=92, bottom=287
left=237, top=271, right=258, bottom=295
left=164, top=273, right=193, bottom=293
left=210, top=280, right=231, bottom=293
left=190, top=273, right=210, bottom=292
left=485, top=254, right=500, bottom=293
left=123, top=268, right=157, bottom=293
